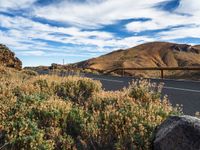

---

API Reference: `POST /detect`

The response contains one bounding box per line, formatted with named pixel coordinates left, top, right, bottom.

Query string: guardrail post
left=161, top=69, right=164, bottom=79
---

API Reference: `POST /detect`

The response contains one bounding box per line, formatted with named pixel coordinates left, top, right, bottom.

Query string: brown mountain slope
left=0, top=44, right=22, bottom=70
left=76, top=42, right=200, bottom=78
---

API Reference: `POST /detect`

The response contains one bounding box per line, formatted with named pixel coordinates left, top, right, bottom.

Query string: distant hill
left=75, top=42, right=200, bottom=78
left=0, top=44, right=22, bottom=70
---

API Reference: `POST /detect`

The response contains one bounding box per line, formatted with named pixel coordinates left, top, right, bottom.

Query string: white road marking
left=164, top=86, right=200, bottom=93
left=149, top=77, right=200, bottom=83
left=92, top=77, right=124, bottom=83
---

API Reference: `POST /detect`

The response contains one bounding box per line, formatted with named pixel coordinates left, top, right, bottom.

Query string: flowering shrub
left=54, top=77, right=102, bottom=104
left=83, top=86, right=181, bottom=149
left=0, top=69, right=182, bottom=150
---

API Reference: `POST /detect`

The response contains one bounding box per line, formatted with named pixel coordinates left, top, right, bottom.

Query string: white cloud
left=0, top=14, right=117, bottom=54
left=0, top=0, right=36, bottom=9
left=150, top=0, right=200, bottom=41
left=32, top=0, right=200, bottom=38
left=126, top=12, right=189, bottom=32
left=18, top=50, right=45, bottom=56
left=34, top=0, right=168, bottom=28
left=126, top=21, right=164, bottom=32
left=175, top=0, right=200, bottom=15
left=126, top=5, right=200, bottom=33
left=0, top=13, right=154, bottom=53
left=158, top=25, right=200, bottom=41
left=125, top=0, right=200, bottom=41
left=0, top=15, right=113, bottom=40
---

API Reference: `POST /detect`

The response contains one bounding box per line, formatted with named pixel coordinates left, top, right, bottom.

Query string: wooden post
left=161, top=69, right=164, bottom=79
left=122, top=68, right=125, bottom=77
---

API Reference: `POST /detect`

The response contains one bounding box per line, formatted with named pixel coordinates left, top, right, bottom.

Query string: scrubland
left=0, top=66, right=181, bottom=150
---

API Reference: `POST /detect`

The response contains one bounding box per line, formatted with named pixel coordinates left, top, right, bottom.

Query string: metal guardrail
left=103, top=67, right=200, bottom=79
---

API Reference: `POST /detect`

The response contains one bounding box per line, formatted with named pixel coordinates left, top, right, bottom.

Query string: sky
left=0, top=0, right=200, bottom=67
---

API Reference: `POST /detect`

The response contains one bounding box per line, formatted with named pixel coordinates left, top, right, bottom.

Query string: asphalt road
left=84, top=74, right=200, bottom=115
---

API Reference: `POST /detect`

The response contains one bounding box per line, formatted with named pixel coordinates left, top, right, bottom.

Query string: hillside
left=76, top=42, right=200, bottom=78
left=0, top=44, right=22, bottom=70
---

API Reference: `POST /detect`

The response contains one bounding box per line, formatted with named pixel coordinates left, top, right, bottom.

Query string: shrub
left=54, top=77, right=102, bottom=104
left=21, top=69, right=38, bottom=76
left=1, top=95, right=74, bottom=150
left=23, top=75, right=102, bottom=102
left=0, top=70, right=181, bottom=150
left=127, top=79, right=163, bottom=101
left=33, top=79, right=52, bottom=97
left=4, top=118, right=54, bottom=150
left=30, top=97, right=71, bottom=127
left=0, top=94, right=52, bottom=149
left=66, top=107, right=85, bottom=137
left=83, top=88, right=180, bottom=150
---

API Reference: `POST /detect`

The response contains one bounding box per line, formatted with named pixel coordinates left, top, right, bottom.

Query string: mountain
left=0, top=44, right=22, bottom=70
left=76, top=42, right=200, bottom=78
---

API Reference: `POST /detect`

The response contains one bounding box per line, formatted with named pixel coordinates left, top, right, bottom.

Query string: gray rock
left=153, top=115, right=200, bottom=150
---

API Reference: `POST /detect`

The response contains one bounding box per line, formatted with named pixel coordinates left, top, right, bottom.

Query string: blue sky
left=0, top=0, right=200, bottom=67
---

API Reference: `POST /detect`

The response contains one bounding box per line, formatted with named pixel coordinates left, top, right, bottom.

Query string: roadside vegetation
left=0, top=66, right=182, bottom=150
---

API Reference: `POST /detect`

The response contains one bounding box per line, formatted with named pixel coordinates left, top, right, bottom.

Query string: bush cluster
left=0, top=69, right=181, bottom=150
left=21, top=69, right=38, bottom=76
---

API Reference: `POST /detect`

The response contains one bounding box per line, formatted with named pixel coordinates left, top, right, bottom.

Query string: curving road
left=84, top=74, right=200, bottom=115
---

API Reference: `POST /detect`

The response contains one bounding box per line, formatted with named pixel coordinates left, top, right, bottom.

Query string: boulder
left=153, top=115, right=200, bottom=150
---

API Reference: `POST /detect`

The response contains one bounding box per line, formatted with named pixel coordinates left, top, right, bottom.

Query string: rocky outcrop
left=153, top=115, right=200, bottom=150
left=0, top=44, right=22, bottom=70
